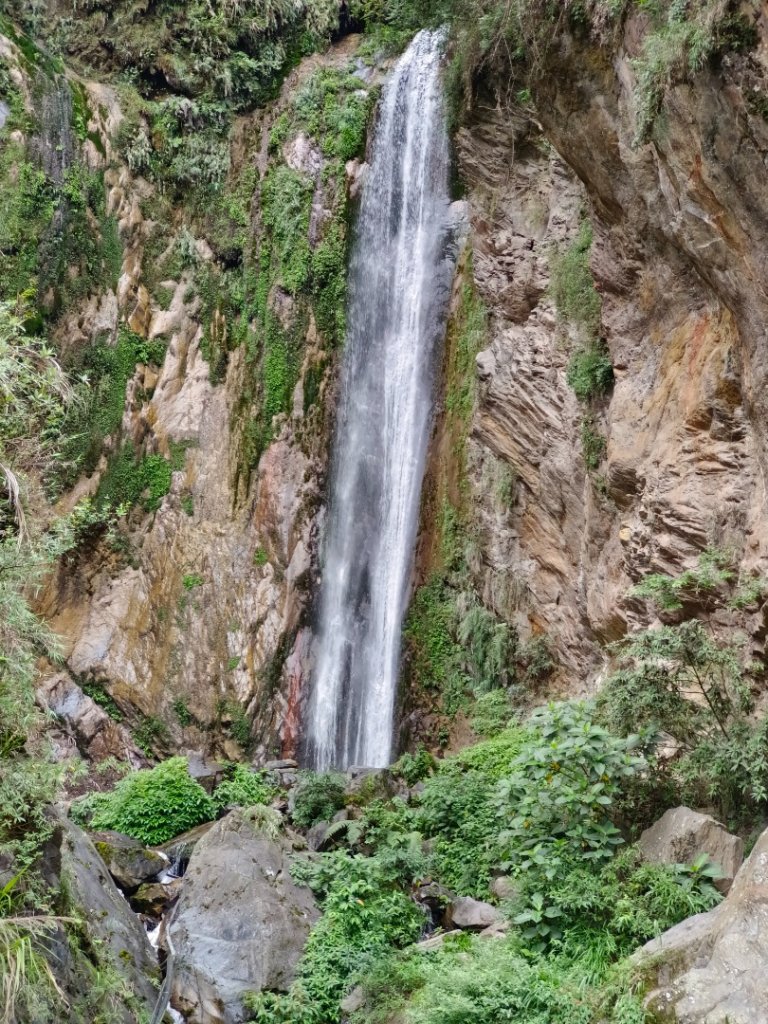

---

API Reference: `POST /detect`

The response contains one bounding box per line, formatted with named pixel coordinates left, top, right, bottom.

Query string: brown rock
left=638, top=807, right=743, bottom=894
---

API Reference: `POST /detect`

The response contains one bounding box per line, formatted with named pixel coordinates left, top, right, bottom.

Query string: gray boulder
left=638, top=806, right=743, bottom=893
left=169, top=807, right=319, bottom=1024
left=638, top=827, right=768, bottom=1023
left=448, top=896, right=503, bottom=930
left=91, top=830, right=167, bottom=889
left=43, top=818, right=159, bottom=1019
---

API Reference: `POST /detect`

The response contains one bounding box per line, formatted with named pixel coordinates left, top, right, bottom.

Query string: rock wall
left=23, top=38, right=376, bottom=763
left=455, top=9, right=768, bottom=688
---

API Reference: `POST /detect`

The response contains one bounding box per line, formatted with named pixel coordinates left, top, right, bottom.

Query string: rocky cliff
left=447, top=3, right=768, bottom=696
left=4, top=1, right=768, bottom=760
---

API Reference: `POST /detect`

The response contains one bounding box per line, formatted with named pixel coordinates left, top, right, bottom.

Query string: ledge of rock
left=91, top=830, right=168, bottom=890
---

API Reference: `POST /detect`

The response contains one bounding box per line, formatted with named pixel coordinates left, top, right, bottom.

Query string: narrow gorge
left=3, top=2, right=768, bottom=1024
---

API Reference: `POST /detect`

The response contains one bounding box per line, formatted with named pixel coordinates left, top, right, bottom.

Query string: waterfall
left=306, top=29, right=455, bottom=770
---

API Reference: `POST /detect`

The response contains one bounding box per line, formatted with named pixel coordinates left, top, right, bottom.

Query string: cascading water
left=306, top=29, right=456, bottom=770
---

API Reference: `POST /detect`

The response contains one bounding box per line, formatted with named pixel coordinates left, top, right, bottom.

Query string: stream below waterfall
left=306, top=29, right=459, bottom=770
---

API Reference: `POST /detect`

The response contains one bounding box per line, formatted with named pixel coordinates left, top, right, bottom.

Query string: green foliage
left=632, top=0, right=722, bottom=143
left=600, top=610, right=765, bottom=819
left=212, top=764, right=274, bottom=813
left=445, top=283, right=486, bottom=427
left=215, top=699, right=252, bottom=747
left=0, top=301, right=71, bottom=489
left=172, top=696, right=194, bottom=727
left=261, top=165, right=314, bottom=296
left=182, top=573, right=204, bottom=590
left=56, top=327, right=167, bottom=492
left=419, top=763, right=500, bottom=897
left=81, top=680, right=123, bottom=722
left=133, top=714, right=170, bottom=756
left=96, top=442, right=174, bottom=513
left=80, top=757, right=215, bottom=845
left=580, top=416, right=607, bottom=471
left=567, top=343, right=614, bottom=402
left=292, top=67, right=376, bottom=162
left=392, top=748, right=437, bottom=786
left=291, top=771, right=347, bottom=828
left=521, top=846, right=721, bottom=963
left=247, top=852, right=424, bottom=1024
left=404, top=574, right=464, bottom=709
left=496, top=702, right=644, bottom=880
left=551, top=219, right=601, bottom=341
left=631, top=547, right=734, bottom=611
left=470, top=689, right=514, bottom=738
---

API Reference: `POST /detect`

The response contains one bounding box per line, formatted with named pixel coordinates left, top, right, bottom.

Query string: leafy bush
left=247, top=852, right=424, bottom=1024
left=80, top=757, right=215, bottom=845
left=291, top=771, right=347, bottom=828
left=567, top=344, right=613, bottom=402
left=496, top=703, right=644, bottom=880
left=418, top=761, right=501, bottom=898
left=631, top=547, right=733, bottom=611
left=212, top=765, right=274, bottom=813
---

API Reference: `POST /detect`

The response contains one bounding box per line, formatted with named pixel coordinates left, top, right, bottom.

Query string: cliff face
left=0, top=29, right=376, bottom=763
left=455, top=7, right=768, bottom=688
left=6, top=4, right=768, bottom=761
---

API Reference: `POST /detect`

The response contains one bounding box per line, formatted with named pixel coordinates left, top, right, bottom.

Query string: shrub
left=496, top=702, right=644, bottom=880
left=470, top=689, right=514, bottom=738
left=580, top=416, right=607, bottom=471
left=212, top=765, right=274, bottom=813
left=630, top=547, right=733, bottom=611
left=82, top=757, right=215, bottom=845
left=600, top=613, right=766, bottom=820
left=291, top=771, right=346, bottom=828
left=247, top=853, right=424, bottom=1024
left=567, top=344, right=613, bottom=402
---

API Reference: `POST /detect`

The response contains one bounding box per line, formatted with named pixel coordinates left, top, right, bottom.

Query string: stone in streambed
left=91, top=830, right=167, bottom=889
left=448, top=896, right=503, bottom=930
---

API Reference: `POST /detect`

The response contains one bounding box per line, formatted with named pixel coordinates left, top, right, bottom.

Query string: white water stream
left=306, top=29, right=454, bottom=770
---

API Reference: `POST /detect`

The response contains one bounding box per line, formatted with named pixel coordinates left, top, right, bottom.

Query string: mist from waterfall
left=306, top=29, right=454, bottom=770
